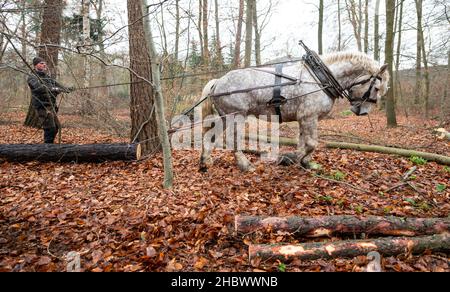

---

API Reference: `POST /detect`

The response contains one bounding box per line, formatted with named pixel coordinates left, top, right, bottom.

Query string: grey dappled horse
left=199, top=51, right=390, bottom=172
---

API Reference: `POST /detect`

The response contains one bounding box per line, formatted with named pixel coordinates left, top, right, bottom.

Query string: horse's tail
left=200, top=79, right=218, bottom=118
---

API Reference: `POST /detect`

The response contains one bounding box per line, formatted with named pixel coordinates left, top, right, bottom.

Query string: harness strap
left=268, top=64, right=286, bottom=123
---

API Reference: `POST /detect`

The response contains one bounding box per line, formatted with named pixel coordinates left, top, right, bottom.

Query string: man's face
left=35, top=61, right=48, bottom=72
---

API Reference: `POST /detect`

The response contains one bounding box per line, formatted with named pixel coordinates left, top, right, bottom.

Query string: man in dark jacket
left=27, top=57, right=74, bottom=144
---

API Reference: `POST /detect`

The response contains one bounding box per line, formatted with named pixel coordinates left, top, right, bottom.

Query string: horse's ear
left=379, top=64, right=388, bottom=74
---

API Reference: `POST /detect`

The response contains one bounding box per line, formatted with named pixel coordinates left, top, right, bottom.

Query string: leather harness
left=268, top=64, right=287, bottom=123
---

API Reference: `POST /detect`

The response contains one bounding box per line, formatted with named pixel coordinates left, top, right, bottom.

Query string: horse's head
left=347, top=64, right=389, bottom=116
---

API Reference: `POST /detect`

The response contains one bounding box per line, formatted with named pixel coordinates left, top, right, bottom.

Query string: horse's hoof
left=199, top=166, right=208, bottom=173
left=277, top=153, right=298, bottom=166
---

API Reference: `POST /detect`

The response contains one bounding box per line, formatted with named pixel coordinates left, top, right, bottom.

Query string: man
left=27, top=57, right=74, bottom=144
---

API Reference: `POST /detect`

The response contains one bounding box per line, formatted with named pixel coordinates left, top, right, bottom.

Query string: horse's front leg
left=278, top=117, right=318, bottom=168
left=299, top=117, right=319, bottom=168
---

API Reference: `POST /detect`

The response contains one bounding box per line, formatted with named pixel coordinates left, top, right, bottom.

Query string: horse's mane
left=321, top=51, right=390, bottom=94
left=323, top=51, right=384, bottom=76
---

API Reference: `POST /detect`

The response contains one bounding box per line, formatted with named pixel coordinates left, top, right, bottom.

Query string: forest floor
left=0, top=110, right=449, bottom=272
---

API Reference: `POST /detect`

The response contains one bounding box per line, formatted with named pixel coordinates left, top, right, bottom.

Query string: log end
left=136, top=144, right=142, bottom=161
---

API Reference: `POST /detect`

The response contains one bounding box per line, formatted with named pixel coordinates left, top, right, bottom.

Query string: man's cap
left=32, top=57, right=45, bottom=66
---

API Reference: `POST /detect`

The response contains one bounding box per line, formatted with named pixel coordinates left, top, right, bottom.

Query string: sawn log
left=235, top=216, right=450, bottom=237
left=249, top=233, right=450, bottom=262
left=0, top=143, right=142, bottom=163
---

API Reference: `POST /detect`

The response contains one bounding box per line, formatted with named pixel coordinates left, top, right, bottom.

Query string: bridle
left=346, top=73, right=384, bottom=105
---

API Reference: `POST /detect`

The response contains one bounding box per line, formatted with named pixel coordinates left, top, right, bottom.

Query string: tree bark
left=25, top=0, right=64, bottom=128
left=142, top=0, right=174, bottom=189
left=416, top=0, right=430, bottom=118
left=236, top=216, right=450, bottom=237
left=127, top=0, right=160, bottom=155
left=326, top=141, right=450, bottom=165
left=0, top=144, right=141, bottom=163
left=374, top=0, right=381, bottom=61
left=214, top=0, right=224, bottom=68
left=244, top=0, right=254, bottom=67
left=338, top=0, right=342, bottom=51
left=80, top=0, right=94, bottom=115
left=364, top=0, right=369, bottom=54
left=202, top=0, right=210, bottom=66
left=249, top=234, right=450, bottom=262
left=414, top=0, right=423, bottom=105
left=233, top=0, right=245, bottom=68
left=318, top=0, right=324, bottom=55
left=252, top=0, right=261, bottom=66
left=385, top=0, right=397, bottom=127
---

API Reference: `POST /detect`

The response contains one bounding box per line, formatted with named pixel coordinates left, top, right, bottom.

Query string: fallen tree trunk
left=235, top=216, right=450, bottom=237
left=0, top=144, right=141, bottom=163
left=325, top=142, right=450, bottom=166
left=246, top=134, right=450, bottom=165
left=249, top=233, right=450, bottom=262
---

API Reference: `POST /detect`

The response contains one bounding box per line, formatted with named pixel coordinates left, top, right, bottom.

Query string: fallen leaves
left=0, top=111, right=449, bottom=272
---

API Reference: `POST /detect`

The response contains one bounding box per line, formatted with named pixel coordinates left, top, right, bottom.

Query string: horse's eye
left=374, top=88, right=380, bottom=92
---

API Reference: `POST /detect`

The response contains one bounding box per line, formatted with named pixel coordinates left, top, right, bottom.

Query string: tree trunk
left=247, top=135, right=450, bottom=165
left=142, top=0, right=174, bottom=189
left=394, top=0, right=404, bottom=115
left=244, top=0, right=254, bottom=67
left=318, top=0, right=324, bottom=55
left=326, top=141, right=450, bottom=165
left=374, top=0, right=380, bottom=61
left=80, top=0, right=94, bottom=115
left=174, top=0, right=180, bottom=62
left=385, top=0, right=397, bottom=127
left=249, top=234, right=450, bottom=262
left=233, top=0, right=245, bottom=68
left=414, top=0, right=423, bottom=105
left=198, top=0, right=204, bottom=60
left=214, top=0, right=224, bottom=68
left=127, top=0, right=160, bottom=155
left=252, top=0, right=261, bottom=66
left=345, top=0, right=362, bottom=51
left=24, top=0, right=63, bottom=128
left=0, top=144, right=141, bottom=163
left=364, top=0, right=369, bottom=53
left=417, top=0, right=430, bottom=118
left=338, top=0, right=342, bottom=51
left=235, top=216, right=450, bottom=237
left=94, top=0, right=108, bottom=100
left=202, top=0, right=210, bottom=66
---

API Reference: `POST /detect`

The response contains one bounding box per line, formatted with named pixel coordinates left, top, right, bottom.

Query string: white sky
left=73, top=0, right=447, bottom=67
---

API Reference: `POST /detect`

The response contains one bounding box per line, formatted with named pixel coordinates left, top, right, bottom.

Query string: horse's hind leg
left=199, top=120, right=219, bottom=172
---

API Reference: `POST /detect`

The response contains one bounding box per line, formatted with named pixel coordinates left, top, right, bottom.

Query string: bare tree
left=141, top=0, right=173, bottom=189
left=233, top=0, right=244, bottom=68
left=214, top=0, right=224, bottom=67
left=244, top=0, right=254, bottom=67
left=374, top=0, right=381, bottom=60
left=318, top=0, right=324, bottom=54
left=414, top=0, right=423, bottom=105
left=253, top=0, right=261, bottom=65
left=385, top=0, right=397, bottom=127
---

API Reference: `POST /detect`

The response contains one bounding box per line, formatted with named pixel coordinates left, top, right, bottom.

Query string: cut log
left=235, top=216, right=450, bottom=237
left=435, top=128, right=450, bottom=141
left=0, top=144, right=142, bottom=163
left=249, top=233, right=450, bottom=262
left=246, top=134, right=450, bottom=165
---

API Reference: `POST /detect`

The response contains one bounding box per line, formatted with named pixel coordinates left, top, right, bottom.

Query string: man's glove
left=51, top=87, right=64, bottom=94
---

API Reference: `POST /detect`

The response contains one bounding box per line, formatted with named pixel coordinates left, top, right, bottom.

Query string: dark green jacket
left=27, top=71, right=69, bottom=109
